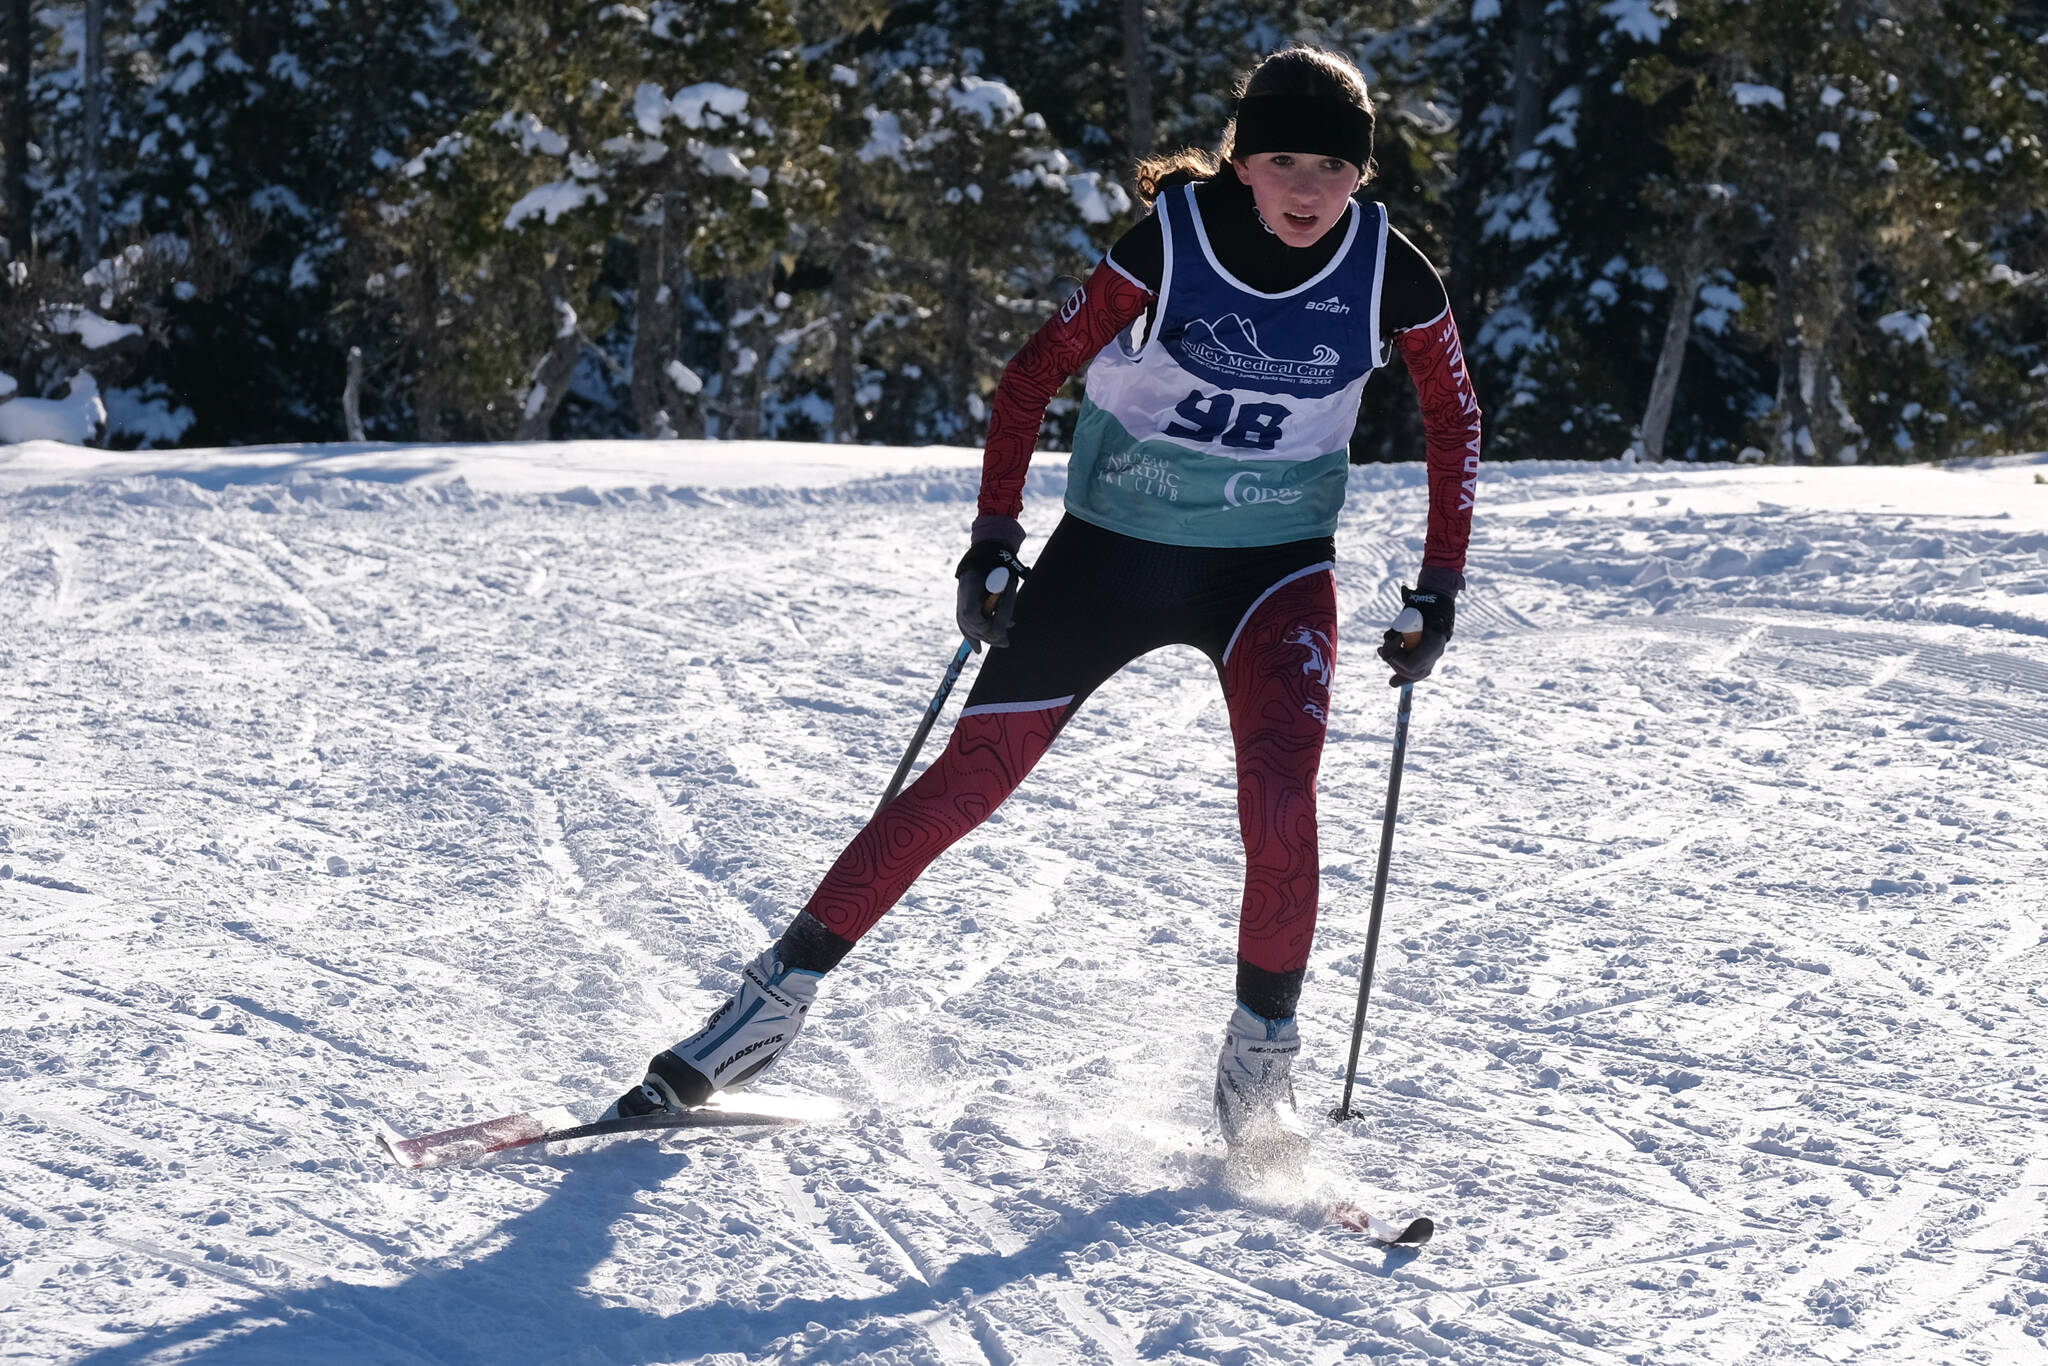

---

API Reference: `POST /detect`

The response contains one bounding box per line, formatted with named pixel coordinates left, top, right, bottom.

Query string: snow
left=1600, top=0, right=1673, bottom=43
left=943, top=75, right=1024, bottom=129
left=0, top=372, right=107, bottom=446
left=1537, top=86, right=1582, bottom=151
left=504, top=180, right=607, bottom=230
left=664, top=361, right=704, bottom=397
left=402, top=132, right=469, bottom=179
left=493, top=111, right=570, bottom=158
left=102, top=385, right=198, bottom=447
left=250, top=184, right=314, bottom=221
left=4, top=442, right=2048, bottom=1362
left=0, top=437, right=987, bottom=498
left=669, top=82, right=749, bottom=131
left=1695, top=281, right=1745, bottom=335
left=632, top=81, right=670, bottom=138
left=858, top=108, right=911, bottom=165
left=1731, top=82, right=1787, bottom=111
left=694, top=145, right=749, bottom=180
left=47, top=307, right=144, bottom=350
left=1878, top=309, right=1934, bottom=346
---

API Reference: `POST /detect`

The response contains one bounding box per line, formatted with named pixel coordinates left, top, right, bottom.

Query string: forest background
left=1, top=0, right=2044, bottom=465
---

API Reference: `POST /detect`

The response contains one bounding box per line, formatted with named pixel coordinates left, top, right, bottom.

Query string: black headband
left=1232, top=94, right=1374, bottom=170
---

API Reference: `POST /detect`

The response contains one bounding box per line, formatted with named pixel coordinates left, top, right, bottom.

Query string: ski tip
left=705, top=1091, right=839, bottom=1125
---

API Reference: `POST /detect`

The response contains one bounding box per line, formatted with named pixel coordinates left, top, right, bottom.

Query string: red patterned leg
left=1221, top=569, right=1336, bottom=976
left=801, top=707, right=1068, bottom=944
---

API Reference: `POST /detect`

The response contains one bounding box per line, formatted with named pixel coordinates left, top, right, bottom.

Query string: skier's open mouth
left=1283, top=212, right=1318, bottom=230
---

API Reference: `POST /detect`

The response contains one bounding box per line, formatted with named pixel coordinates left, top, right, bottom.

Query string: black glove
left=1377, top=571, right=1458, bottom=686
left=956, top=516, right=1028, bottom=648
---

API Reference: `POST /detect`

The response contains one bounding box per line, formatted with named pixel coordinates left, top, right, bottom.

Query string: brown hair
left=1132, top=46, right=1377, bottom=206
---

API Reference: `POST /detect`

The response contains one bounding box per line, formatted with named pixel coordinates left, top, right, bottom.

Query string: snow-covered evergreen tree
left=2, top=3, right=272, bottom=443
left=1644, top=0, right=2048, bottom=461
left=356, top=0, right=822, bottom=440
left=0, top=0, right=2034, bottom=459
left=824, top=51, right=1127, bottom=443
left=123, top=0, right=469, bottom=443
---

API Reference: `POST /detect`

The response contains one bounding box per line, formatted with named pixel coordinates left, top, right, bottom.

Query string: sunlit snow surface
left=3, top=439, right=2047, bottom=1365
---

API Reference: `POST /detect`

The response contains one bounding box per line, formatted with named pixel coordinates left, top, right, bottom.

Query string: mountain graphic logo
left=1304, top=295, right=1350, bottom=314
left=1174, top=313, right=1342, bottom=386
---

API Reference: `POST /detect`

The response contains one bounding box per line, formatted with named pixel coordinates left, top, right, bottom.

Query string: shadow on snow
left=75, top=1138, right=1414, bottom=1365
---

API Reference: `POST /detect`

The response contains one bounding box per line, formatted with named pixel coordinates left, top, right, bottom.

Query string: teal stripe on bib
left=1065, top=399, right=1349, bottom=548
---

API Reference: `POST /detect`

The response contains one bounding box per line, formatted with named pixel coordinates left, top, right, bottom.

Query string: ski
left=1330, top=1201, right=1434, bottom=1245
left=379, top=1103, right=804, bottom=1169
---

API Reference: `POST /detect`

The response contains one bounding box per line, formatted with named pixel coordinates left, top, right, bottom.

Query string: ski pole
left=873, top=560, right=1021, bottom=816
left=1332, top=606, right=1424, bottom=1122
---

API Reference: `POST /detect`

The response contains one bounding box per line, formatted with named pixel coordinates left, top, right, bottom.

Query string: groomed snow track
left=3, top=442, right=2045, bottom=1364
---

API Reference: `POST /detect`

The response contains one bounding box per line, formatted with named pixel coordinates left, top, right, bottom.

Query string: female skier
left=610, top=45, right=1483, bottom=1151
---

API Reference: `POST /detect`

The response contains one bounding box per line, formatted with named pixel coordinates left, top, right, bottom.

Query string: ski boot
left=607, top=947, right=822, bottom=1119
left=1214, top=1002, right=1310, bottom=1167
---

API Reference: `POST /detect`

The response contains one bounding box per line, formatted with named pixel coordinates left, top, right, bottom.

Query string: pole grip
left=981, top=565, right=1009, bottom=617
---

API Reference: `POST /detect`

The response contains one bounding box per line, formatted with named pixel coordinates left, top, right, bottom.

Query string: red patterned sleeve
left=1393, top=309, right=1483, bottom=576
left=979, top=260, right=1154, bottom=520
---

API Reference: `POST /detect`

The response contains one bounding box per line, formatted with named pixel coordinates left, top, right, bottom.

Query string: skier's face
left=1232, top=152, right=1362, bottom=249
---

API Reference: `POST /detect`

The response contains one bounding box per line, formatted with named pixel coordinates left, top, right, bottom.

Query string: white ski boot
left=1214, top=1002, right=1310, bottom=1165
left=607, top=947, right=821, bottom=1119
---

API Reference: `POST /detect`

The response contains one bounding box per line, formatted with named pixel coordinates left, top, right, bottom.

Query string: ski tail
left=1330, top=1202, right=1434, bottom=1245
left=378, top=1102, right=811, bottom=1169
left=379, top=1106, right=579, bottom=1169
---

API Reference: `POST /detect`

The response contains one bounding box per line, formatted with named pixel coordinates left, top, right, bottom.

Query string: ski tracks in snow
left=2, top=456, right=2046, bottom=1363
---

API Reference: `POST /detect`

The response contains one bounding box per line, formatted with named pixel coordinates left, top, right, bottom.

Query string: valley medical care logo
left=1176, top=314, right=1340, bottom=388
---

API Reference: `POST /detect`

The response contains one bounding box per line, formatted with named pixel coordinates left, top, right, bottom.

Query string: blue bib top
left=1066, top=184, right=1390, bottom=547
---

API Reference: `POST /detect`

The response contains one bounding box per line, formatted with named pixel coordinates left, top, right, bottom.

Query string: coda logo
left=1223, top=471, right=1304, bottom=508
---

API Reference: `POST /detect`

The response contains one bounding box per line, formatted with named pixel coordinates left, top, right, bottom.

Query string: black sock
left=1235, top=959, right=1304, bottom=1021
left=776, top=910, right=857, bottom=975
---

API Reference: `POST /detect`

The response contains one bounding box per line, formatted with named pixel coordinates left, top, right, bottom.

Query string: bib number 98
left=1162, top=390, right=1289, bottom=451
